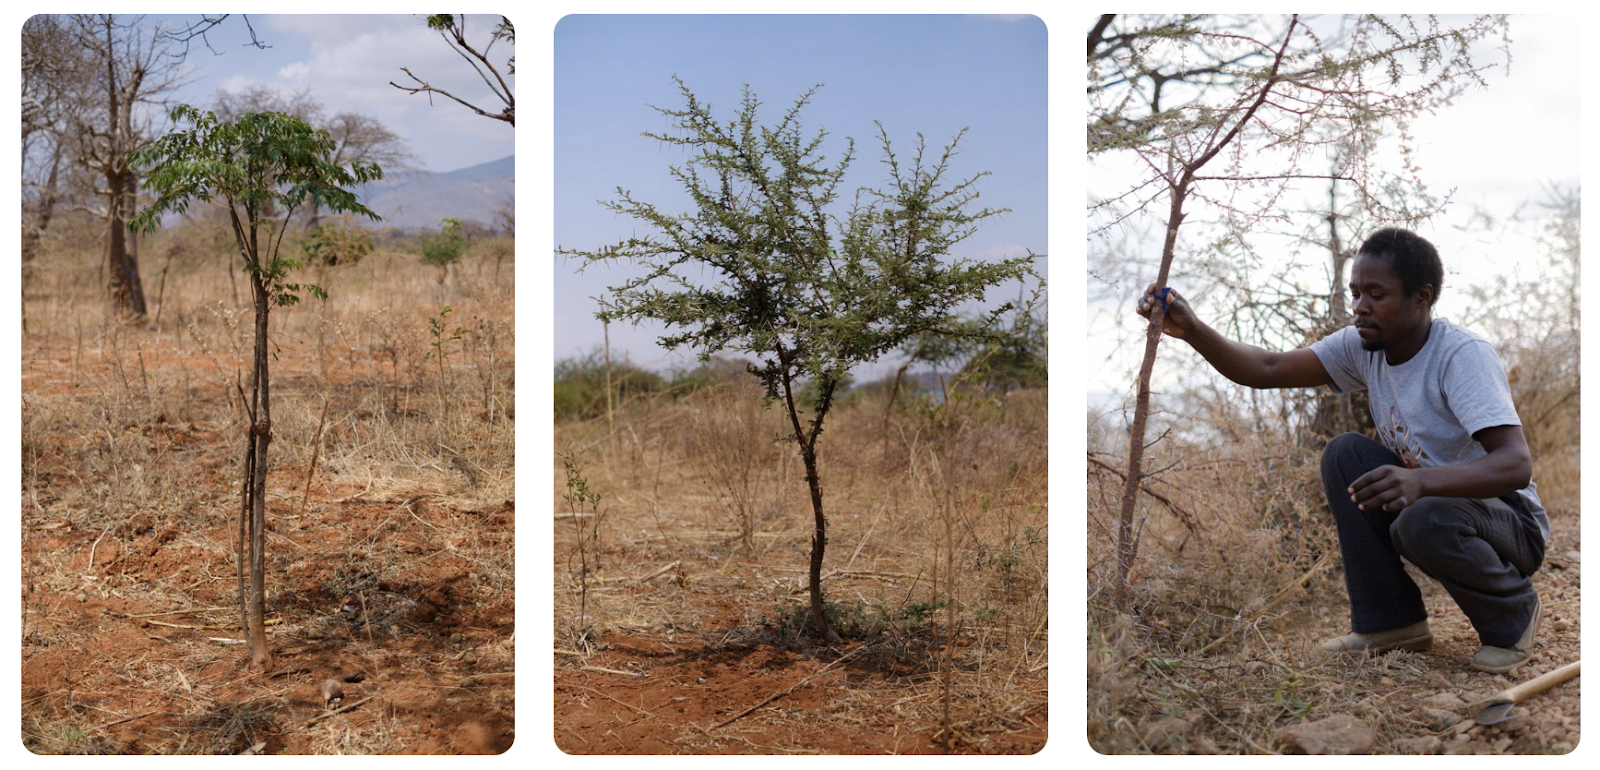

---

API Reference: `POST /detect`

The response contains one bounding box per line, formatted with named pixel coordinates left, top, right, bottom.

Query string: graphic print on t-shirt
left=1378, top=405, right=1425, bottom=469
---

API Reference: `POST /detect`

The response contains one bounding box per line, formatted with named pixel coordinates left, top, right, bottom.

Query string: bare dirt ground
left=553, top=388, right=1048, bottom=754
left=20, top=246, right=515, bottom=754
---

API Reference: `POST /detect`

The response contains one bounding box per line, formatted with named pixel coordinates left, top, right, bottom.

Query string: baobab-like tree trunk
left=106, top=166, right=148, bottom=318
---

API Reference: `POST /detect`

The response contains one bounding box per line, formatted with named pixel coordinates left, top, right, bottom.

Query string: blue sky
left=553, top=14, right=1047, bottom=377
left=133, top=14, right=514, bottom=174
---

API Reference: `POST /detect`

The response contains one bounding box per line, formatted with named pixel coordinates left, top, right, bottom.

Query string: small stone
left=450, top=632, right=465, bottom=643
left=1378, top=677, right=1395, bottom=687
left=1426, top=671, right=1453, bottom=689
left=1393, top=736, right=1441, bottom=755
left=1452, top=719, right=1477, bottom=736
left=1552, top=619, right=1570, bottom=632
left=1141, top=714, right=1202, bottom=752
left=1275, top=714, right=1374, bottom=755
left=75, top=593, right=88, bottom=603
left=1564, top=550, right=1580, bottom=563
left=1492, top=737, right=1513, bottom=752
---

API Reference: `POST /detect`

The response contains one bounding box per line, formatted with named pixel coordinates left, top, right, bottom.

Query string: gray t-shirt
left=1310, top=318, right=1548, bottom=543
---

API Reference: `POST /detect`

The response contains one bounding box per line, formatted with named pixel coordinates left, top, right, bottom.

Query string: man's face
left=1349, top=253, right=1431, bottom=352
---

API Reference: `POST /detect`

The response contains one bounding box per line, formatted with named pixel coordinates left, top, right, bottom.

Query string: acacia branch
left=390, top=67, right=513, bottom=125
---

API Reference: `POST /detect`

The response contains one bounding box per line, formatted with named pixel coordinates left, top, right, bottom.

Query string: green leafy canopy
left=561, top=79, right=1041, bottom=413
left=129, top=104, right=384, bottom=304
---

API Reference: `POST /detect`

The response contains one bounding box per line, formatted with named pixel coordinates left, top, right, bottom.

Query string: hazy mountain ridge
left=357, top=155, right=512, bottom=233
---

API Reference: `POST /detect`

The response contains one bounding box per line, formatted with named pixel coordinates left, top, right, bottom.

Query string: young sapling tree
left=562, top=80, right=1039, bottom=643
left=130, top=104, right=382, bottom=669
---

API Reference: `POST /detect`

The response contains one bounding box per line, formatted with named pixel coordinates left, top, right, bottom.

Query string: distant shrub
left=419, top=217, right=466, bottom=268
left=300, top=222, right=375, bottom=268
left=669, top=355, right=756, bottom=394
left=554, top=348, right=668, bottom=422
left=960, top=306, right=1047, bottom=392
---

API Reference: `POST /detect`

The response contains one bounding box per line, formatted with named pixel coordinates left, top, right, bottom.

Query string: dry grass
left=553, top=380, right=1048, bottom=752
left=1086, top=339, right=1580, bottom=755
left=20, top=230, right=515, bottom=755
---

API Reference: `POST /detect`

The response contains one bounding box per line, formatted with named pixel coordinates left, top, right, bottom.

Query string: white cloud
left=232, top=14, right=514, bottom=172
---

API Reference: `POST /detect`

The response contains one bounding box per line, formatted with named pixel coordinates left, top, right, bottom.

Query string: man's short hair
left=1358, top=227, right=1444, bottom=307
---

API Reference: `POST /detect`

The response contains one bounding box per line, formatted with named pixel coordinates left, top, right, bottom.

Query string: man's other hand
left=1348, top=465, right=1425, bottom=512
left=1136, top=284, right=1197, bottom=339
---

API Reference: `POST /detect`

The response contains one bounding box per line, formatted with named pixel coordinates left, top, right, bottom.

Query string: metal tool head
left=1475, top=700, right=1516, bottom=726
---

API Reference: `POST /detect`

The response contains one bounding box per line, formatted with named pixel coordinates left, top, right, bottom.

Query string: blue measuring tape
left=1156, top=287, right=1172, bottom=312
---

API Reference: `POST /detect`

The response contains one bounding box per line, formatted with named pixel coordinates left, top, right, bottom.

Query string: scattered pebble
left=1393, top=736, right=1441, bottom=755
left=1275, top=714, right=1374, bottom=755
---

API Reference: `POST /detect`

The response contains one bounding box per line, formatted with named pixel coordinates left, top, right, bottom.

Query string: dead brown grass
left=1086, top=338, right=1580, bottom=755
left=20, top=231, right=515, bottom=755
left=553, top=380, right=1048, bottom=753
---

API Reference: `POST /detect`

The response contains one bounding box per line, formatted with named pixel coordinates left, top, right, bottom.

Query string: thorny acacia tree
left=1088, top=14, right=1510, bottom=612
left=562, top=81, right=1038, bottom=643
left=130, top=105, right=383, bottom=669
left=392, top=14, right=515, bottom=126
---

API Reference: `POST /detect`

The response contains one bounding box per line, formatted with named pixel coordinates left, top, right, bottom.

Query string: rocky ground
left=1099, top=504, right=1580, bottom=755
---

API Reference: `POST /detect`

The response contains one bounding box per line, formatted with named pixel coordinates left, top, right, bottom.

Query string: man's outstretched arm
left=1348, top=425, right=1534, bottom=511
left=1136, top=285, right=1334, bottom=390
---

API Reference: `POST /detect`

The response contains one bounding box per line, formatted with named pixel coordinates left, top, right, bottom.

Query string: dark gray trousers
left=1320, top=432, right=1545, bottom=648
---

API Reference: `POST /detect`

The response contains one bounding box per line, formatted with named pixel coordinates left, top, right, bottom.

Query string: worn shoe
left=1472, top=596, right=1541, bottom=674
left=1321, top=620, right=1433, bottom=654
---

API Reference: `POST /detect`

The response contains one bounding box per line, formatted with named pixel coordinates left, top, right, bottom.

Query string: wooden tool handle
left=1499, top=660, right=1580, bottom=704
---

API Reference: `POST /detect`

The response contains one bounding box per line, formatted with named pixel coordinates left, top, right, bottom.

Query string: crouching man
left=1135, top=227, right=1547, bottom=673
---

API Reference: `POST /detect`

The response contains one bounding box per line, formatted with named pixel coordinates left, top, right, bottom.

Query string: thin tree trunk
left=1114, top=191, right=1186, bottom=612
left=1111, top=17, right=1298, bottom=613
left=245, top=254, right=274, bottom=670
left=778, top=362, right=842, bottom=644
